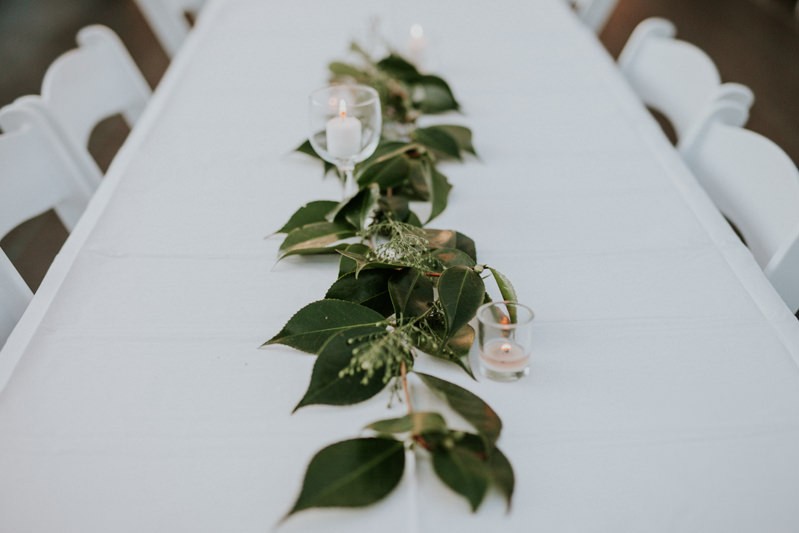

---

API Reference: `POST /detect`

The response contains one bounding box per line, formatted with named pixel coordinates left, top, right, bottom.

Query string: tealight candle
left=480, top=339, right=530, bottom=373
left=326, top=100, right=362, bottom=159
left=476, top=301, right=535, bottom=381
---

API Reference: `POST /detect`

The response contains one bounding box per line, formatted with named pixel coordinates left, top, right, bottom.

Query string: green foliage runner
left=266, top=43, right=518, bottom=522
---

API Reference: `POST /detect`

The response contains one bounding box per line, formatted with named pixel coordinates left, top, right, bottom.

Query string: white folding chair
left=134, top=0, right=206, bottom=57
left=571, top=0, right=619, bottom=33
left=0, top=248, right=31, bottom=349
left=681, top=101, right=799, bottom=313
left=0, top=102, right=99, bottom=346
left=15, top=25, right=152, bottom=159
left=618, top=18, right=754, bottom=146
left=0, top=102, right=98, bottom=235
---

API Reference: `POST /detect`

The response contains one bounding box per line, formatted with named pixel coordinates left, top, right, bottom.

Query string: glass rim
left=476, top=300, right=534, bottom=328
left=309, top=84, right=380, bottom=108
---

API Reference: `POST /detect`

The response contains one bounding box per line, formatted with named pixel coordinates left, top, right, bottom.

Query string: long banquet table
left=3, top=1, right=799, bottom=531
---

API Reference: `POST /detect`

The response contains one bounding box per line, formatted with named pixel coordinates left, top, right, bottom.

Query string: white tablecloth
left=2, top=1, right=799, bottom=531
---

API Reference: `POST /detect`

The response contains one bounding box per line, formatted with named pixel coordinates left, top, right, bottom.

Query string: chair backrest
left=0, top=248, right=32, bottom=349
left=572, top=0, right=619, bottom=33
left=0, top=102, right=99, bottom=235
left=134, top=0, right=206, bottom=57
left=34, top=25, right=151, bottom=150
left=681, top=101, right=799, bottom=313
left=618, top=18, right=754, bottom=143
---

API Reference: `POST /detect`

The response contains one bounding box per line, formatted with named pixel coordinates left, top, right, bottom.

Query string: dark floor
left=1, top=0, right=798, bottom=290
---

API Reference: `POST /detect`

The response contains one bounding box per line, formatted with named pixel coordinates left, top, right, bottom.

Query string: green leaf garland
left=265, top=43, right=521, bottom=521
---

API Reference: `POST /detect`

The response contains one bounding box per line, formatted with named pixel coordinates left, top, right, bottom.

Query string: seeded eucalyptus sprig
left=266, top=43, right=520, bottom=521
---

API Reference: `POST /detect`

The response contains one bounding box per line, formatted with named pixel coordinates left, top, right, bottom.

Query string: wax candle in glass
left=476, top=301, right=534, bottom=381
left=308, top=85, right=381, bottom=199
left=407, top=23, right=428, bottom=67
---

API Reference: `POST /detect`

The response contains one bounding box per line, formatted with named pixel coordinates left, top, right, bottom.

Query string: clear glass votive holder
left=476, top=301, right=534, bottom=381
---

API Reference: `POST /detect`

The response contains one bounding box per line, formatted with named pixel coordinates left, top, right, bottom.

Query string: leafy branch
left=265, top=44, right=520, bottom=522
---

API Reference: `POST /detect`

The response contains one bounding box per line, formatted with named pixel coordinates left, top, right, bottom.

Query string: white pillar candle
left=326, top=100, right=362, bottom=159
left=480, top=339, right=530, bottom=373
left=407, top=24, right=428, bottom=67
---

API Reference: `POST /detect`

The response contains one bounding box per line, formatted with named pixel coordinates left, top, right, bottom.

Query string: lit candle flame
left=500, top=342, right=513, bottom=354
left=410, top=24, right=424, bottom=39
left=338, top=99, right=347, bottom=119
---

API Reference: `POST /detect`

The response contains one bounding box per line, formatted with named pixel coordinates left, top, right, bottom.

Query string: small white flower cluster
left=368, top=219, right=438, bottom=271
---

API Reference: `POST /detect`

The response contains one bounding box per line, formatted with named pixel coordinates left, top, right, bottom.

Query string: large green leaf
left=388, top=268, right=434, bottom=319
left=437, top=266, right=485, bottom=337
left=329, top=183, right=380, bottom=230
left=406, top=157, right=432, bottom=201
left=487, top=446, right=515, bottom=511
left=376, top=54, right=421, bottom=80
left=423, top=229, right=457, bottom=250
left=455, top=232, right=477, bottom=261
left=286, top=437, right=405, bottom=517
left=413, top=126, right=462, bottom=161
left=274, top=201, right=338, bottom=235
left=488, top=267, right=519, bottom=322
left=264, top=299, right=385, bottom=353
left=427, top=168, right=452, bottom=223
left=416, top=372, right=502, bottom=446
left=488, top=267, right=517, bottom=303
left=431, top=125, right=477, bottom=156
left=445, top=324, right=476, bottom=359
left=356, top=141, right=413, bottom=174
left=448, top=432, right=515, bottom=511
left=431, top=440, right=490, bottom=512
left=357, top=153, right=411, bottom=189
left=326, top=270, right=395, bottom=317
left=412, top=75, right=460, bottom=113
left=279, top=222, right=357, bottom=258
left=379, top=193, right=412, bottom=222
left=366, top=412, right=447, bottom=436
left=294, top=326, right=389, bottom=410
left=432, top=248, right=476, bottom=269
left=278, top=243, right=352, bottom=259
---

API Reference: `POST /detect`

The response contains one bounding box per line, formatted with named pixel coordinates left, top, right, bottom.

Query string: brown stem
left=424, top=272, right=441, bottom=278
left=400, top=359, right=412, bottom=415
left=413, top=434, right=431, bottom=451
